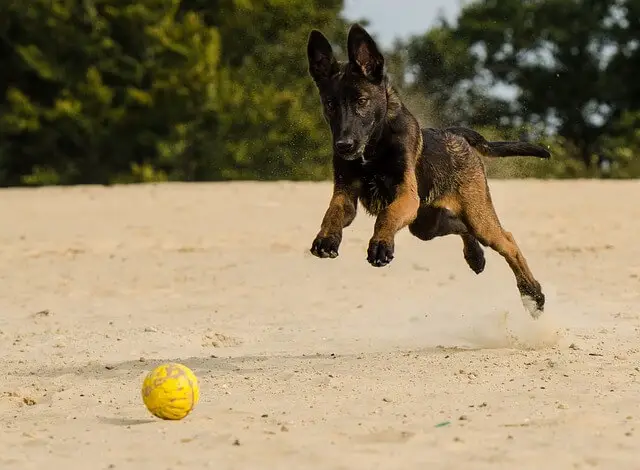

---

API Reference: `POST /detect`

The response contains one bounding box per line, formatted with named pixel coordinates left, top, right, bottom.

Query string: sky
left=342, top=0, right=465, bottom=48
left=341, top=0, right=515, bottom=100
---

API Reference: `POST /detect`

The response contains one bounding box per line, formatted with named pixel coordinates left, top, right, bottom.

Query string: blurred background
left=1, top=0, right=638, bottom=187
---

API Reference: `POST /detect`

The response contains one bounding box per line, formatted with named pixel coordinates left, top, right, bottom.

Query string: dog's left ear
left=347, top=24, right=384, bottom=83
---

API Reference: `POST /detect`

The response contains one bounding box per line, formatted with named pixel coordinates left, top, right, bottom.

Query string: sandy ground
left=1, top=180, right=639, bottom=469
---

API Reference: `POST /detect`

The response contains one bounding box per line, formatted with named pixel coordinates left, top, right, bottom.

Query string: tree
left=395, top=21, right=511, bottom=129
left=0, top=0, right=222, bottom=185
left=401, top=0, right=640, bottom=169
left=0, top=0, right=351, bottom=185
left=182, top=0, right=351, bottom=180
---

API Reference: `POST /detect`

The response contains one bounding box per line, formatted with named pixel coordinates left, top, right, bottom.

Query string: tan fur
left=318, top=182, right=360, bottom=237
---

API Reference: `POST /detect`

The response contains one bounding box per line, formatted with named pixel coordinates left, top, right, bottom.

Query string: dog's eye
left=357, top=97, right=369, bottom=106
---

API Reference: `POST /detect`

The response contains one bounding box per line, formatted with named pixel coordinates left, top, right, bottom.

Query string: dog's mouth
left=338, top=151, right=361, bottom=161
left=337, top=143, right=367, bottom=161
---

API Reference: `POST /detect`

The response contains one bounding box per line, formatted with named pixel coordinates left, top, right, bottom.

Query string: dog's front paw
left=310, top=233, right=341, bottom=259
left=367, top=239, right=394, bottom=267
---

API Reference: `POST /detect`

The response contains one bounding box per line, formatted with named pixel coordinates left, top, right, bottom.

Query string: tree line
left=1, top=0, right=639, bottom=186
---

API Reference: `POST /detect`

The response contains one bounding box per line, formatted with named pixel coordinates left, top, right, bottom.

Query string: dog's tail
left=445, top=126, right=551, bottom=159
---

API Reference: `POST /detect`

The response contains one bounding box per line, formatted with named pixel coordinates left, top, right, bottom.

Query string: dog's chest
left=358, top=172, right=397, bottom=216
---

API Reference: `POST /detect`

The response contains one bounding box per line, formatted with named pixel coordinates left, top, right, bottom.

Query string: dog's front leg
left=310, top=181, right=359, bottom=259
left=367, top=179, right=419, bottom=267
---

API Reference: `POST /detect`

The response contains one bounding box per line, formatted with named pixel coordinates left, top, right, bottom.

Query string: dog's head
left=307, top=24, right=389, bottom=161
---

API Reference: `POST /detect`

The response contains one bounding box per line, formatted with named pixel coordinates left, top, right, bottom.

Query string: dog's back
left=414, top=127, right=483, bottom=205
left=415, top=125, right=550, bottom=205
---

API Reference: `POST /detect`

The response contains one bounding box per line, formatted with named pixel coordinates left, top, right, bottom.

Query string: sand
left=1, top=180, right=639, bottom=469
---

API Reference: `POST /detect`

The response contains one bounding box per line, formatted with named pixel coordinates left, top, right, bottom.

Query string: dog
left=305, top=24, right=550, bottom=318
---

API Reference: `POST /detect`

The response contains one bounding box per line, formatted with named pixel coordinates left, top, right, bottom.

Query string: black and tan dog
left=306, top=24, right=550, bottom=318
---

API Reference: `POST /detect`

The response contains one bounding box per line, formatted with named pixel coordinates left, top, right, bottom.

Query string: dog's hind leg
left=458, top=179, right=545, bottom=318
left=409, top=205, right=486, bottom=274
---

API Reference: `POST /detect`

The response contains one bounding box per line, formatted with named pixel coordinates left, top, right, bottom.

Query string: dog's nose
left=335, top=139, right=356, bottom=155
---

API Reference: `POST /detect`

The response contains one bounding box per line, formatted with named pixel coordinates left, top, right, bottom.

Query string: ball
left=141, top=362, right=200, bottom=420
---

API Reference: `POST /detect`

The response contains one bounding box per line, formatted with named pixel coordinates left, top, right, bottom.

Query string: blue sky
left=342, top=0, right=464, bottom=48
left=341, top=0, right=516, bottom=100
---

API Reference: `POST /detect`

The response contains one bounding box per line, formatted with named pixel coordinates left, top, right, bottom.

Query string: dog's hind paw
left=463, top=242, right=486, bottom=274
left=521, top=294, right=544, bottom=319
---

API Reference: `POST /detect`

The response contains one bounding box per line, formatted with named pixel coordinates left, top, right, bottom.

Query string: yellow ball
left=141, top=363, right=200, bottom=420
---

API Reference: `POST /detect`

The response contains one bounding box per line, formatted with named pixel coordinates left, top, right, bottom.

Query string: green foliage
left=0, top=0, right=349, bottom=186
left=203, top=0, right=349, bottom=180
left=398, top=24, right=511, bottom=128
left=598, top=110, right=640, bottom=178
left=455, top=0, right=614, bottom=164
left=398, top=0, right=640, bottom=177
left=0, top=0, right=222, bottom=185
left=1, top=0, right=639, bottom=184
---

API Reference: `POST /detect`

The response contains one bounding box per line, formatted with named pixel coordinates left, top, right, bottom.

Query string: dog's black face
left=307, top=25, right=388, bottom=161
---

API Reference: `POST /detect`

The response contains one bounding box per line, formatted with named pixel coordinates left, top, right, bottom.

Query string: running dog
left=306, top=24, right=550, bottom=318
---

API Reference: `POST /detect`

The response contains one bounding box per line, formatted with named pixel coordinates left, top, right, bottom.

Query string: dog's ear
left=307, top=30, right=338, bottom=85
left=347, top=24, right=384, bottom=83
